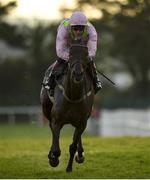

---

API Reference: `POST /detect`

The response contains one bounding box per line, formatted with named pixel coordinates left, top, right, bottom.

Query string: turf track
left=0, top=124, right=150, bottom=178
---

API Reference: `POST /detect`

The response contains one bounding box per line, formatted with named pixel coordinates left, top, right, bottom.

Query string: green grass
left=0, top=124, right=150, bottom=179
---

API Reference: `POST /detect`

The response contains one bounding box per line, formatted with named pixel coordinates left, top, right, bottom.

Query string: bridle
left=68, top=44, right=88, bottom=74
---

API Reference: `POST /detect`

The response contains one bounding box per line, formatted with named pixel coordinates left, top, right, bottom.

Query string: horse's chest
left=55, top=105, right=89, bottom=125
left=66, top=107, right=83, bottom=118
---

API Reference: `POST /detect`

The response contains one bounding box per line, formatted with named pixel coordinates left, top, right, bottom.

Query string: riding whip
left=97, top=69, right=116, bottom=86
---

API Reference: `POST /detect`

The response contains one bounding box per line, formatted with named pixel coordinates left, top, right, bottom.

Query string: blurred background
left=0, top=0, right=150, bottom=136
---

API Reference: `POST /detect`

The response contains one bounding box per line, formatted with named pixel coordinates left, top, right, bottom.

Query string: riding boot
left=47, top=58, right=67, bottom=96
left=88, top=61, right=102, bottom=94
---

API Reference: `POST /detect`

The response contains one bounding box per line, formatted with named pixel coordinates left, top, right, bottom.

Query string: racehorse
left=40, top=44, right=95, bottom=172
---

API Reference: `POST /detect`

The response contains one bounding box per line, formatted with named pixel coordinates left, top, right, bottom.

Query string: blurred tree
left=0, top=1, right=26, bottom=48
left=0, top=22, right=26, bottom=48
left=24, top=23, right=58, bottom=103
left=0, top=1, right=56, bottom=105
left=0, top=0, right=59, bottom=105
left=0, top=1, right=16, bottom=17
left=0, top=0, right=29, bottom=105
left=110, top=0, right=150, bottom=97
left=0, top=59, right=30, bottom=105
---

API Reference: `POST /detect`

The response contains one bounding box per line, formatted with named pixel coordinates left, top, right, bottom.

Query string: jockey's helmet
left=70, top=11, right=87, bottom=26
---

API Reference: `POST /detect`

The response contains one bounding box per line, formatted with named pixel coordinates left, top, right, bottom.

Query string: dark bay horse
left=40, top=44, right=95, bottom=172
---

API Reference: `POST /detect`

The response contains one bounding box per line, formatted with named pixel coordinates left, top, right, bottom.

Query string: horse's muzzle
left=73, top=71, right=84, bottom=83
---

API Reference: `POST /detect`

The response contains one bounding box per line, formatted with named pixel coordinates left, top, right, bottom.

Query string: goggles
left=71, top=25, right=85, bottom=31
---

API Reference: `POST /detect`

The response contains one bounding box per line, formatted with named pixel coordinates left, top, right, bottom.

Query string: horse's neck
left=65, top=71, right=85, bottom=101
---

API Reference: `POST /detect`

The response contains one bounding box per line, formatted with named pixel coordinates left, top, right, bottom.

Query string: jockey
left=45, top=11, right=102, bottom=96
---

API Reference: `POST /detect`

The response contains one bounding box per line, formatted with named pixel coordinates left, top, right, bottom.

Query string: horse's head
left=69, top=44, right=88, bottom=83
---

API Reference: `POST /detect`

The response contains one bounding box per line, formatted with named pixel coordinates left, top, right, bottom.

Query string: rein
left=71, top=44, right=87, bottom=48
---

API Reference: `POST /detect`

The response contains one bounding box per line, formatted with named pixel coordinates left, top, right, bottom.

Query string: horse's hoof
left=75, top=155, right=85, bottom=163
left=49, top=158, right=59, bottom=167
left=48, top=152, right=60, bottom=167
left=66, top=166, right=72, bottom=172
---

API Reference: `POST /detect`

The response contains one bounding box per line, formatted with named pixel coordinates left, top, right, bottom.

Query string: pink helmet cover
left=70, top=11, right=87, bottom=26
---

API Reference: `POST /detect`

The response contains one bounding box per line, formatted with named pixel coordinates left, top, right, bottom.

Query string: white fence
left=0, top=106, right=150, bottom=136
left=87, top=109, right=150, bottom=136
left=0, top=106, right=42, bottom=126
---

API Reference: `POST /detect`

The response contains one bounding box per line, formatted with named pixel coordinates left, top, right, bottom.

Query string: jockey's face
left=71, top=25, right=85, bottom=39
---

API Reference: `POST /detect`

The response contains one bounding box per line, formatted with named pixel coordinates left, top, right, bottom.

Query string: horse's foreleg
left=75, top=137, right=85, bottom=163
left=66, top=125, right=86, bottom=172
left=48, top=122, right=61, bottom=167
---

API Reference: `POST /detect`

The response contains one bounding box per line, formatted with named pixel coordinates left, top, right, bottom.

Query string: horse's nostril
left=74, top=72, right=83, bottom=82
left=77, top=72, right=83, bottom=76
